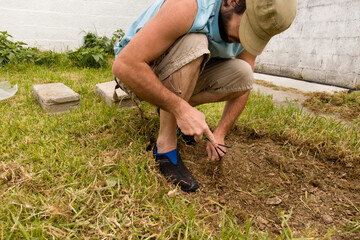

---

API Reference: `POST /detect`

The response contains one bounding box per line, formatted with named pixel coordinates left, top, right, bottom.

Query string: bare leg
left=156, top=56, right=204, bottom=153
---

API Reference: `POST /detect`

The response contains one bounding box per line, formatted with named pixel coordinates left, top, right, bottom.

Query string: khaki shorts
left=114, top=33, right=253, bottom=104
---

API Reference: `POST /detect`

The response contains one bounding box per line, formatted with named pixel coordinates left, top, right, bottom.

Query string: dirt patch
left=303, top=91, right=360, bottom=121
left=180, top=130, right=360, bottom=239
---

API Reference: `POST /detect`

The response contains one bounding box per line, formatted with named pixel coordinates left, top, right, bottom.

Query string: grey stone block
left=95, top=81, right=136, bottom=108
left=33, top=83, right=80, bottom=113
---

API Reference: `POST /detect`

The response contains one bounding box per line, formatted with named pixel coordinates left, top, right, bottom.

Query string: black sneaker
left=178, top=128, right=196, bottom=145
left=154, top=148, right=199, bottom=192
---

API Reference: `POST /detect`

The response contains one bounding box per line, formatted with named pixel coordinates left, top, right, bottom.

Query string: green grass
left=1, top=62, right=359, bottom=239
left=235, top=94, right=360, bottom=164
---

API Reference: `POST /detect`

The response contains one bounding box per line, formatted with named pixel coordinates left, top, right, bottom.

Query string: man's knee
left=227, top=59, right=254, bottom=84
left=214, top=59, right=254, bottom=94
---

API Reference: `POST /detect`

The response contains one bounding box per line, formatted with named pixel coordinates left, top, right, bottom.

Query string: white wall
left=0, top=0, right=152, bottom=51
left=255, top=0, right=360, bottom=88
left=1, top=0, right=359, bottom=87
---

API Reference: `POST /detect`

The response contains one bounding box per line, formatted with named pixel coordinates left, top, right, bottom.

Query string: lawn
left=1, top=62, right=359, bottom=239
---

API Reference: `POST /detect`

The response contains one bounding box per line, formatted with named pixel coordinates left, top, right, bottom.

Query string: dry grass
left=254, top=79, right=306, bottom=95
left=0, top=63, right=359, bottom=239
left=303, top=91, right=360, bottom=123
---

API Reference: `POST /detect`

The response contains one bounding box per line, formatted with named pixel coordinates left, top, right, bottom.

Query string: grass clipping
left=303, top=91, right=360, bottom=121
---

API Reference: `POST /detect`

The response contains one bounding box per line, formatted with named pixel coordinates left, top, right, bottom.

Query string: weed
left=260, top=64, right=264, bottom=72
left=0, top=31, right=26, bottom=65
left=111, top=29, right=125, bottom=47
left=67, top=29, right=124, bottom=68
left=83, top=29, right=124, bottom=55
left=278, top=210, right=294, bottom=239
left=0, top=31, right=63, bottom=67
left=343, top=220, right=360, bottom=234
left=1, top=29, right=124, bottom=68
left=296, top=72, right=304, bottom=79
left=67, top=46, right=108, bottom=68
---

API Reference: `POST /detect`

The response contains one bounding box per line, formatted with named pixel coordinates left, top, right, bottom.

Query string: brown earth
left=178, top=129, right=360, bottom=239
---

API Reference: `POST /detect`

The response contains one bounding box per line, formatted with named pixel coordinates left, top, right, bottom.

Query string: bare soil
left=180, top=129, right=360, bottom=239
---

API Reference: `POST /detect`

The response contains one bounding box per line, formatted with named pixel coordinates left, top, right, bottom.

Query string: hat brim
left=239, top=11, right=269, bottom=56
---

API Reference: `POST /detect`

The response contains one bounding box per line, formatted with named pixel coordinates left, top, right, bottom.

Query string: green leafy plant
left=83, top=32, right=110, bottom=51
left=67, top=29, right=124, bottom=68
left=33, top=50, right=64, bottom=67
left=110, top=29, right=125, bottom=47
left=1, top=29, right=124, bottom=68
left=67, top=46, right=108, bottom=68
left=0, top=31, right=27, bottom=65
left=0, top=31, right=63, bottom=67
left=83, top=29, right=124, bottom=55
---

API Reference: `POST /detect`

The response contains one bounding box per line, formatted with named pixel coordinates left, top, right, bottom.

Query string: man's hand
left=206, top=131, right=226, bottom=161
left=175, top=103, right=218, bottom=147
left=204, top=90, right=251, bottom=161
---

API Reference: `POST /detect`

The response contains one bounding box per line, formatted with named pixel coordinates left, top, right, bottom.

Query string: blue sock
left=154, top=146, right=178, bottom=165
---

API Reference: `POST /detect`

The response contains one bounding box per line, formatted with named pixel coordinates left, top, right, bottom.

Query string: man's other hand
left=206, top=133, right=226, bottom=161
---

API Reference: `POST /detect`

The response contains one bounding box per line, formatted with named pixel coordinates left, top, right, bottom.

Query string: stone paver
left=33, top=83, right=80, bottom=113
left=95, top=81, right=136, bottom=108
left=253, top=84, right=307, bottom=106
left=254, top=73, right=348, bottom=93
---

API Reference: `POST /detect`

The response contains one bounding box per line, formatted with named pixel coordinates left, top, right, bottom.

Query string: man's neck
left=218, top=2, right=229, bottom=42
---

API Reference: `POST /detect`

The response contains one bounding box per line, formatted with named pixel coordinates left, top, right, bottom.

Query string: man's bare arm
left=113, top=0, right=196, bottom=110
left=112, top=0, right=217, bottom=144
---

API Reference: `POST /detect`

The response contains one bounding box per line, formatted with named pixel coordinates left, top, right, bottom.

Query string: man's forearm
left=214, top=90, right=250, bottom=137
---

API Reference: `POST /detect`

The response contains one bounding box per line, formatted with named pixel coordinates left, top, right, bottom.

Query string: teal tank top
left=114, top=0, right=244, bottom=59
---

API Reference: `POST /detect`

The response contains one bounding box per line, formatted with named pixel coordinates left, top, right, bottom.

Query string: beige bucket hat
left=239, top=0, right=298, bottom=56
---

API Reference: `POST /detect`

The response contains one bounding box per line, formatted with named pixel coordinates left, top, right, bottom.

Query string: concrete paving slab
left=253, top=84, right=306, bottom=106
left=95, top=81, right=136, bottom=108
left=33, top=83, right=80, bottom=113
left=254, top=73, right=348, bottom=93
